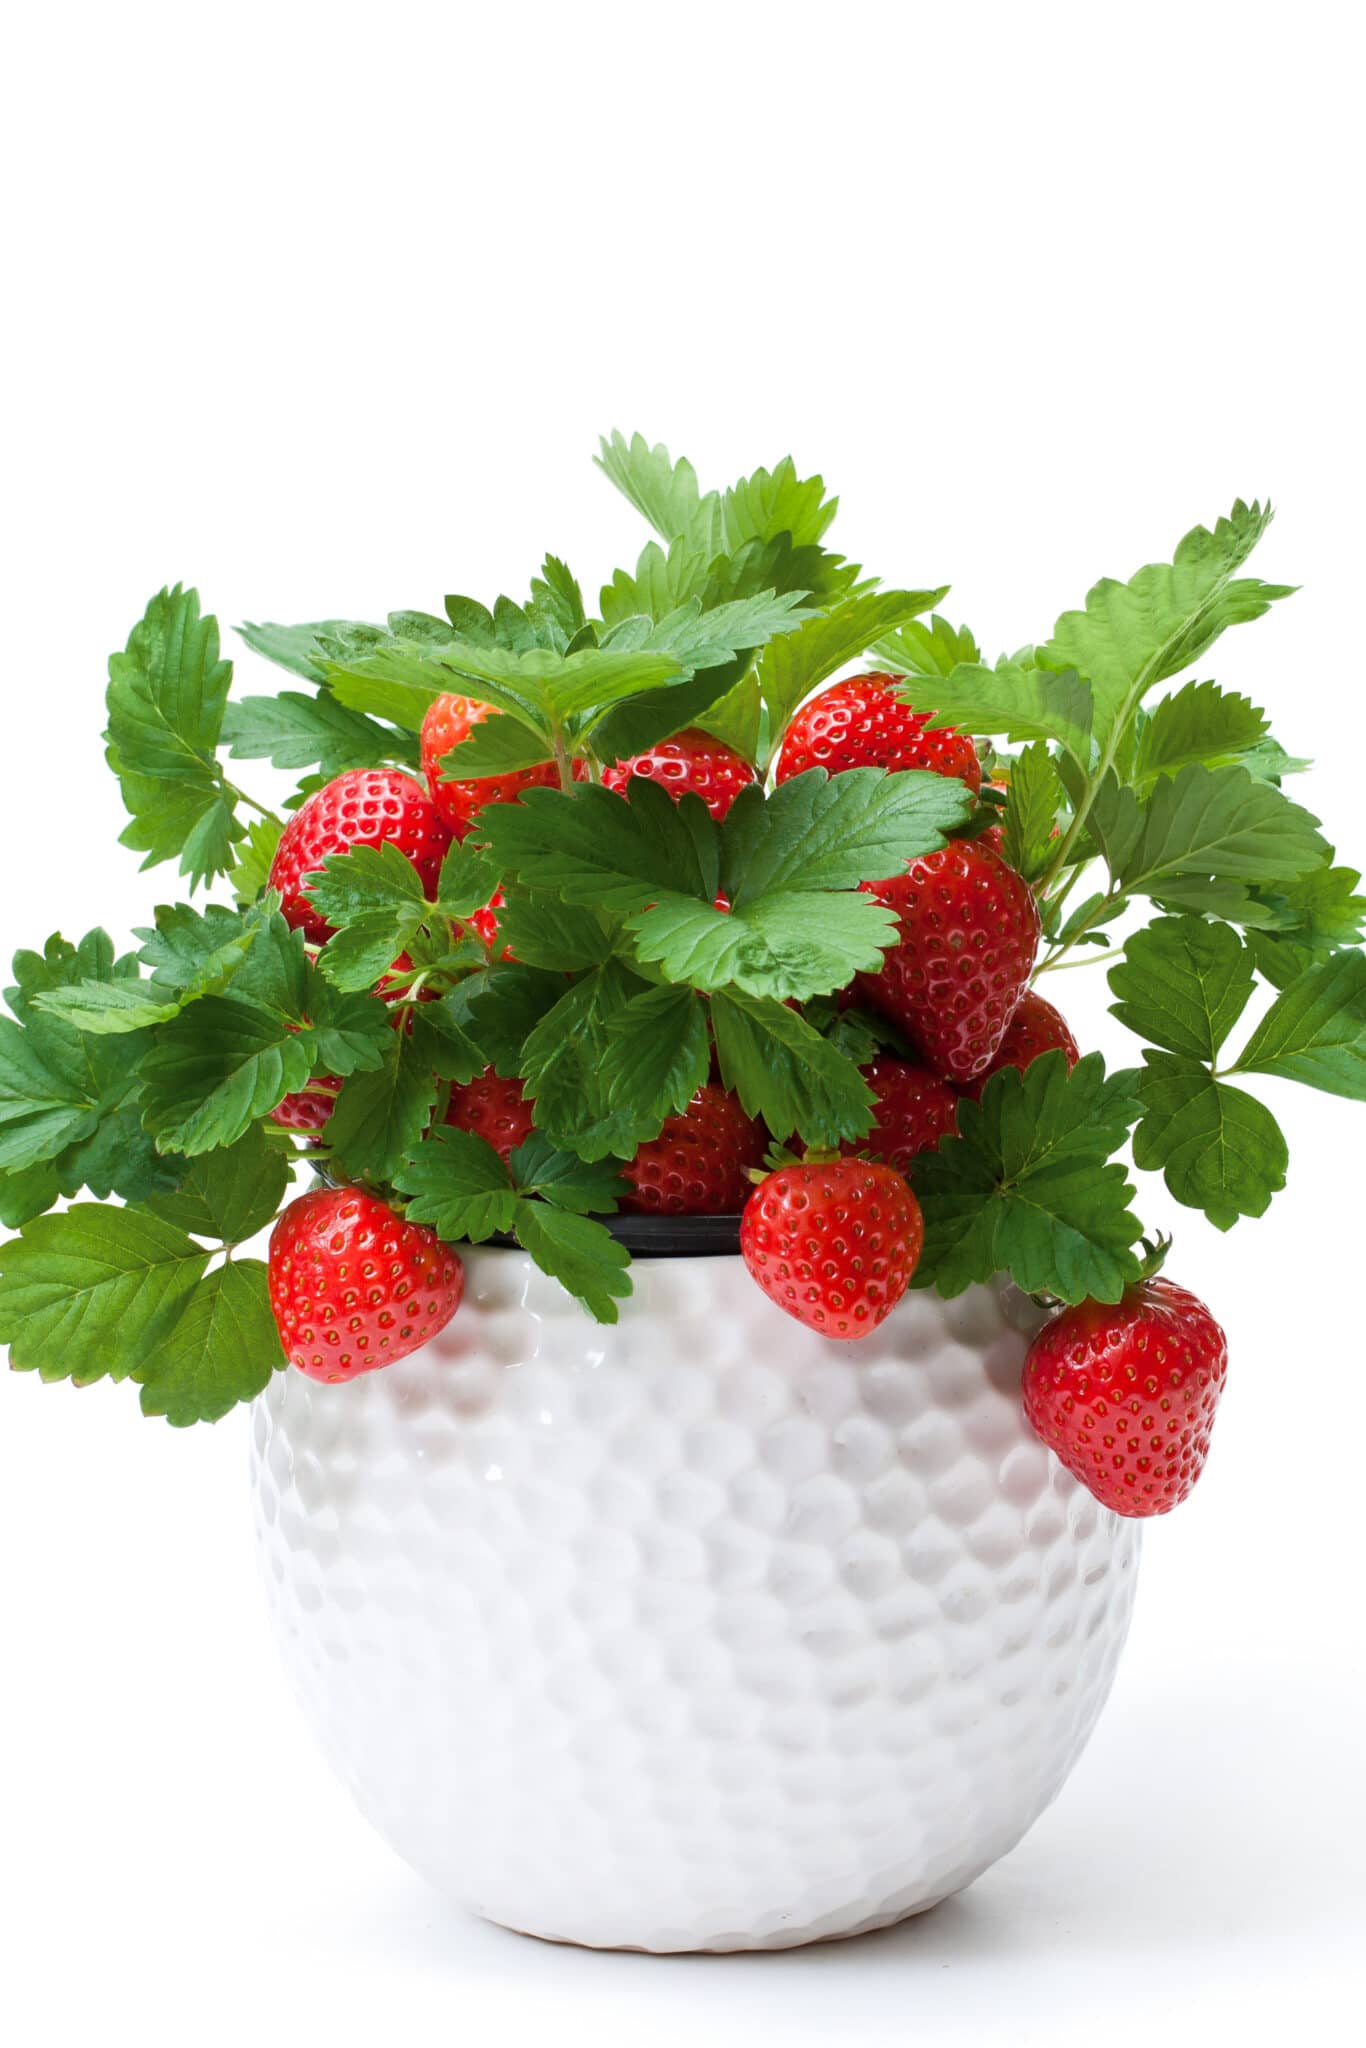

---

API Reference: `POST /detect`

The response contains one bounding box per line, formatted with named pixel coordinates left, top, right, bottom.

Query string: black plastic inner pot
left=491, top=1213, right=743, bottom=1257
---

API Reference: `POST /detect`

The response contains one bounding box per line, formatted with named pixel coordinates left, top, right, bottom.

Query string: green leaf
left=56, top=1107, right=182, bottom=1208
left=867, top=613, right=979, bottom=679
left=229, top=815, right=284, bottom=906
left=105, top=585, right=243, bottom=887
left=1133, top=680, right=1270, bottom=787
left=0, top=1204, right=210, bottom=1384
left=393, top=1127, right=521, bottom=1241
left=137, top=901, right=265, bottom=1003
left=136, top=1259, right=285, bottom=1425
left=586, top=653, right=750, bottom=764
left=327, top=1026, right=439, bottom=1182
left=1130, top=1052, right=1288, bottom=1229
left=478, top=779, right=720, bottom=912
left=509, top=1133, right=629, bottom=1215
left=491, top=894, right=620, bottom=971
left=145, top=1124, right=291, bottom=1242
left=720, top=768, right=973, bottom=902
left=30, top=978, right=181, bottom=1034
left=895, top=660, right=1094, bottom=771
left=139, top=997, right=313, bottom=1155
left=714, top=456, right=838, bottom=552
left=1232, top=951, right=1366, bottom=1100
left=1089, top=761, right=1328, bottom=898
left=434, top=840, right=503, bottom=920
left=513, top=1201, right=632, bottom=1323
left=603, top=984, right=710, bottom=1123
left=1108, top=915, right=1255, bottom=1061
left=1002, top=742, right=1065, bottom=883
left=528, top=555, right=587, bottom=647
left=439, top=712, right=556, bottom=778
left=628, top=889, right=899, bottom=1001
left=1247, top=864, right=1366, bottom=954
left=1038, top=499, right=1294, bottom=754
left=0, top=1160, right=62, bottom=1228
left=309, top=843, right=430, bottom=991
left=519, top=963, right=665, bottom=1161
left=222, top=689, right=416, bottom=777
left=0, top=1012, right=102, bottom=1170
left=911, top=1053, right=1145, bottom=1303
left=710, top=990, right=873, bottom=1147
left=605, top=589, right=813, bottom=674
left=456, top=964, right=567, bottom=1077
left=756, top=588, right=948, bottom=747
left=595, top=430, right=704, bottom=540
left=236, top=618, right=364, bottom=683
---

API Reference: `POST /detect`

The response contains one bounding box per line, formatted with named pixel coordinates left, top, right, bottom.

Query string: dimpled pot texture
left=250, top=1248, right=1140, bottom=1953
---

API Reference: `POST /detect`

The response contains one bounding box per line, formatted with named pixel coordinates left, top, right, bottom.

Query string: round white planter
left=250, top=1247, right=1140, bottom=1952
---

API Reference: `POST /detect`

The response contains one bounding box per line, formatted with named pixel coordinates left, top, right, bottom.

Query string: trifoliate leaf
left=1089, top=762, right=1328, bottom=898
left=513, top=1202, right=632, bottom=1323
left=139, top=998, right=315, bottom=1157
left=895, top=661, right=1094, bottom=772
left=1108, top=916, right=1255, bottom=1061
left=1133, top=680, right=1270, bottom=787
left=754, top=587, right=947, bottom=745
left=1038, top=499, right=1294, bottom=753
left=327, top=1027, right=440, bottom=1183
left=135, top=1258, right=284, bottom=1425
left=0, top=1204, right=210, bottom=1384
left=393, top=1128, right=522, bottom=1241
left=309, top=843, right=431, bottom=990
left=222, top=688, right=417, bottom=777
left=1129, top=1052, right=1288, bottom=1229
left=867, top=613, right=980, bottom=680
left=1231, top=951, right=1366, bottom=1100
left=1002, top=742, right=1065, bottom=883
left=105, top=585, right=245, bottom=887
left=627, top=890, right=899, bottom=1001
left=145, top=1124, right=292, bottom=1242
left=910, top=1053, right=1145, bottom=1304
left=490, top=894, right=620, bottom=972
left=508, top=1133, right=629, bottom=1215
left=478, top=779, right=720, bottom=912
left=710, top=990, right=874, bottom=1148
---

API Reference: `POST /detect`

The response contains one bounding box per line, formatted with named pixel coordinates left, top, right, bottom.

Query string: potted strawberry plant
left=2, top=433, right=1361, bottom=1951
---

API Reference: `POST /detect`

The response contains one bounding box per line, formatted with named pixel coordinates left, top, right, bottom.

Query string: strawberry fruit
left=422, top=692, right=563, bottom=837
left=444, top=1067, right=535, bottom=1162
left=856, top=839, right=1041, bottom=1083
left=775, top=672, right=982, bottom=792
left=957, top=991, right=1079, bottom=1101
left=602, top=727, right=758, bottom=821
left=1022, top=1278, right=1228, bottom=1517
left=621, top=1084, right=766, bottom=1215
left=268, top=1186, right=464, bottom=1383
left=843, top=1056, right=959, bottom=1174
left=269, top=768, right=453, bottom=945
left=740, top=1159, right=924, bottom=1339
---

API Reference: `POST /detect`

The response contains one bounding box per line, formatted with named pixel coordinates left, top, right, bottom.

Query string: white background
left=2, top=3, right=1362, bottom=2041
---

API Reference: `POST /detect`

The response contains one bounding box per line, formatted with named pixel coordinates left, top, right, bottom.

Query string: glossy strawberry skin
left=855, top=840, right=1041, bottom=1083
left=444, top=1067, right=535, bottom=1163
left=268, top=769, right=453, bottom=945
left=1022, top=1279, right=1228, bottom=1518
left=620, top=1084, right=766, bottom=1216
left=843, top=1056, right=959, bottom=1174
left=956, top=992, right=1080, bottom=1102
left=740, top=1160, right=924, bottom=1340
left=272, top=1074, right=343, bottom=1133
left=268, top=1187, right=464, bottom=1384
left=602, top=728, right=758, bottom=822
left=421, top=692, right=562, bottom=838
left=774, top=673, right=982, bottom=792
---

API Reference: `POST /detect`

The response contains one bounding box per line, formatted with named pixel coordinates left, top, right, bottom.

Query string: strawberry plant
left=0, top=434, right=1360, bottom=1518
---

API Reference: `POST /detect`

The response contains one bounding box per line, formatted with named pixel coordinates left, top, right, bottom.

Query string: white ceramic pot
left=250, top=1247, right=1139, bottom=1953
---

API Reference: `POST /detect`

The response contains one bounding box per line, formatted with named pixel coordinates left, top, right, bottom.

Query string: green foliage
left=755, top=588, right=947, bottom=748
left=1232, top=951, right=1366, bottom=1100
left=1108, top=916, right=1255, bottom=1062
left=1001, top=743, right=1064, bottom=882
left=867, top=613, right=979, bottom=679
left=911, top=1055, right=1145, bottom=1303
left=895, top=660, right=1094, bottom=771
left=1129, top=1055, right=1288, bottom=1230
left=0, top=1204, right=211, bottom=1384
left=222, top=689, right=417, bottom=777
left=1132, top=680, right=1270, bottom=787
left=1089, top=762, right=1328, bottom=905
left=710, top=991, right=874, bottom=1148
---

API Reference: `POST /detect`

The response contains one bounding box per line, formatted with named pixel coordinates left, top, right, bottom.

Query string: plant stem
left=552, top=728, right=575, bottom=795
left=221, top=775, right=280, bottom=823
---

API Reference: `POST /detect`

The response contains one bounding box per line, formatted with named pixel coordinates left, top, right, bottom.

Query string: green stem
left=552, top=728, right=575, bottom=795
left=221, top=775, right=279, bottom=823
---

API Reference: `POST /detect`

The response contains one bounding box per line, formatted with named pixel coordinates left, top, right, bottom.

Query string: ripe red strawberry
left=855, top=840, right=1041, bottom=1083
left=1022, top=1279, right=1228, bottom=1517
left=957, top=991, right=1080, bottom=1102
left=774, top=673, right=982, bottom=792
left=269, top=769, right=453, bottom=945
left=620, top=1084, right=766, bottom=1215
left=741, top=1159, right=923, bottom=1340
left=602, top=728, right=758, bottom=821
left=422, top=692, right=563, bottom=837
left=842, top=1056, right=959, bottom=1174
left=268, top=1186, right=464, bottom=1384
left=444, top=1067, right=535, bottom=1162
left=272, top=1073, right=343, bottom=1133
